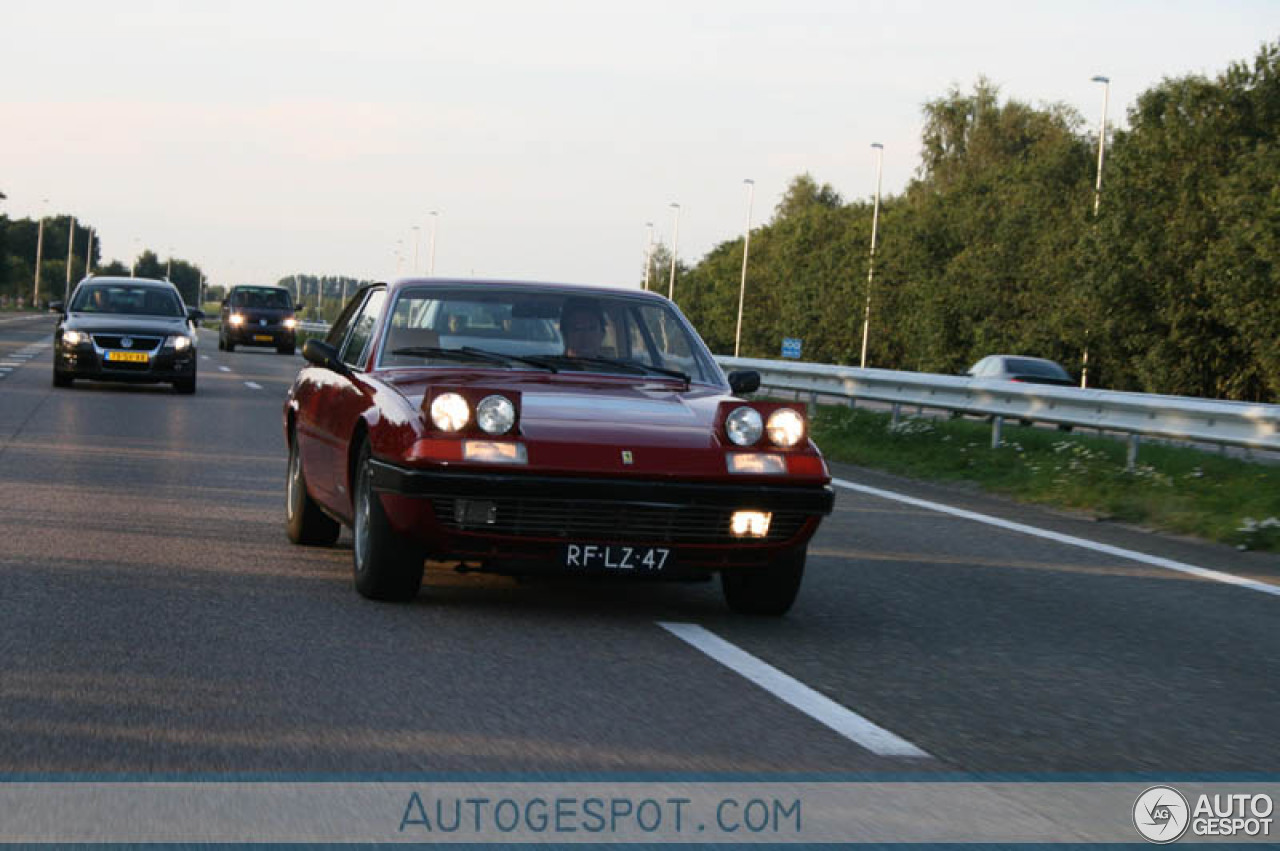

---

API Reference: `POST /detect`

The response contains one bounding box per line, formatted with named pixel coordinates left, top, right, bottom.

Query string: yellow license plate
left=105, top=351, right=149, bottom=363
left=254, top=334, right=273, bottom=342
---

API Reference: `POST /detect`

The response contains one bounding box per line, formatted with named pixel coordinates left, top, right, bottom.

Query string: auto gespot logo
left=1134, top=786, right=1274, bottom=842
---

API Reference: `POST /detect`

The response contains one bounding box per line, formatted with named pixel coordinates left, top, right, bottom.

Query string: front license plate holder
left=104, top=350, right=149, bottom=363
left=563, top=544, right=671, bottom=573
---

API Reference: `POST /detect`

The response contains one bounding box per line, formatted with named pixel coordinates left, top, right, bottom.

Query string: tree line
left=667, top=41, right=1280, bottom=402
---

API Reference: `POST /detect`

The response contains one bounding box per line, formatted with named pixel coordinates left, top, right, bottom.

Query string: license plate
left=563, top=544, right=671, bottom=573
left=254, top=334, right=273, bottom=342
left=104, top=350, right=149, bottom=363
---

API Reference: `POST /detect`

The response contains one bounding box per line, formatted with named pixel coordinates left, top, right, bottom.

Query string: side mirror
left=303, top=339, right=348, bottom=375
left=294, top=303, right=306, bottom=312
left=727, top=370, right=761, bottom=396
left=49, top=300, right=65, bottom=314
left=187, top=308, right=205, bottom=322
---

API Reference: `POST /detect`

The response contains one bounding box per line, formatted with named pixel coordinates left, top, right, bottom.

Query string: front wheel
left=285, top=430, right=341, bottom=546
left=52, top=369, right=73, bottom=388
left=352, top=440, right=424, bottom=601
left=174, top=375, right=196, bottom=394
left=721, top=547, right=806, bottom=616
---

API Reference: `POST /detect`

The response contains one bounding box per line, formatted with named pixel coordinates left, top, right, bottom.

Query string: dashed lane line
left=657, top=622, right=932, bottom=759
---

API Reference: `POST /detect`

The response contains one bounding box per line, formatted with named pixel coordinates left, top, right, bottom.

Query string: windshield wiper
left=389, top=346, right=556, bottom=372
left=526, top=355, right=690, bottom=385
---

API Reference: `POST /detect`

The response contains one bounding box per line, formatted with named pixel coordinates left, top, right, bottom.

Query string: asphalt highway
left=1, top=315, right=1277, bottom=775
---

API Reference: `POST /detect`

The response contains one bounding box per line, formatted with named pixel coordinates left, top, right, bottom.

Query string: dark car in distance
left=284, top=279, right=834, bottom=615
left=50, top=277, right=202, bottom=393
left=219, top=285, right=300, bottom=354
left=966, top=355, right=1075, bottom=386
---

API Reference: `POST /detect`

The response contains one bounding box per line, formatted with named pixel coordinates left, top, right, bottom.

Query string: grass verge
left=810, top=406, right=1280, bottom=553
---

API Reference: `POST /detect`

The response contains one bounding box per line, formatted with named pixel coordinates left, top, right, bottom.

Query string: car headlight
left=475, top=394, right=516, bottom=435
left=228, top=313, right=245, bottom=326
left=165, top=335, right=193, bottom=351
left=766, top=408, right=805, bottom=447
left=283, top=317, right=298, bottom=329
left=430, top=392, right=470, bottom=432
left=725, top=406, right=764, bottom=446
left=62, top=330, right=87, bottom=346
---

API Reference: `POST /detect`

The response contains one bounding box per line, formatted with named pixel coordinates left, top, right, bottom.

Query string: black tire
left=225, top=339, right=235, bottom=352
left=52, top=369, right=73, bottom=388
left=217, top=334, right=225, bottom=351
left=278, top=344, right=295, bottom=355
left=285, top=429, right=341, bottom=546
left=174, top=375, right=197, bottom=394
left=352, top=439, right=424, bottom=601
left=721, top=546, right=807, bottom=616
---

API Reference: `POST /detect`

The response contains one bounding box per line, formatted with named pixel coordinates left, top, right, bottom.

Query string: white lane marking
left=832, top=478, right=1280, bottom=597
left=218, top=366, right=231, bottom=372
left=200, top=355, right=210, bottom=361
left=244, top=381, right=263, bottom=390
left=0, top=362, right=21, bottom=367
left=658, top=622, right=932, bottom=758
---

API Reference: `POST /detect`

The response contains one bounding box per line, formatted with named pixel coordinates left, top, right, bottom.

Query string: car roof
left=78, top=276, right=177, bottom=291
left=230, top=284, right=288, bottom=292
left=384, top=277, right=671, bottom=303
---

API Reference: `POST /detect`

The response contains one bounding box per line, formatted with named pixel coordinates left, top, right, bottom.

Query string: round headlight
left=228, top=313, right=245, bottom=326
left=766, top=408, right=805, bottom=447
left=430, top=392, right=470, bottom=432
left=725, top=406, right=764, bottom=446
left=283, top=317, right=298, bottom=329
left=475, top=394, right=516, bottom=435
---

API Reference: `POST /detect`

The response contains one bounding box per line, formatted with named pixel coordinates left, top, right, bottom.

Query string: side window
left=326, top=288, right=370, bottom=348
left=340, top=289, right=386, bottom=368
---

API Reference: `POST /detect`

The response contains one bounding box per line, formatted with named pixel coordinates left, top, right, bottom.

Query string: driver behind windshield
left=559, top=299, right=606, bottom=359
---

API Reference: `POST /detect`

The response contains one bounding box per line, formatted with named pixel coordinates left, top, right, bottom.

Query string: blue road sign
left=781, top=337, right=802, bottom=359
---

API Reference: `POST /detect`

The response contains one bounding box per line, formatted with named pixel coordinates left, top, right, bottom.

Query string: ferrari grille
left=430, top=497, right=809, bottom=544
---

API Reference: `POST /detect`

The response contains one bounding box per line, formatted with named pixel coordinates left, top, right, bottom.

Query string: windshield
left=231, top=287, right=292, bottom=309
left=377, top=287, right=721, bottom=384
left=1005, top=358, right=1070, bottom=380
left=70, top=284, right=185, bottom=318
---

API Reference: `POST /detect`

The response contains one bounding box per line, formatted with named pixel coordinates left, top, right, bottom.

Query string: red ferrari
left=284, top=279, right=834, bottom=614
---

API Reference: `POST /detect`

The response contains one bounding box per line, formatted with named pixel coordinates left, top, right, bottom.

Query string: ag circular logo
left=1134, top=786, right=1190, bottom=843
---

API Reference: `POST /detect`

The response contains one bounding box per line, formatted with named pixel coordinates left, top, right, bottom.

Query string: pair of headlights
left=61, top=331, right=190, bottom=351
left=726, top=406, right=805, bottom=448
left=430, top=392, right=517, bottom=435
left=228, top=314, right=297, bottom=328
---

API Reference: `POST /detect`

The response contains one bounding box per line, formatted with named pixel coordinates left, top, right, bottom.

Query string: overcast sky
left=1, top=1, right=1274, bottom=290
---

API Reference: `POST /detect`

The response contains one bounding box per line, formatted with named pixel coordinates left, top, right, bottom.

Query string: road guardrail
left=715, top=356, right=1280, bottom=464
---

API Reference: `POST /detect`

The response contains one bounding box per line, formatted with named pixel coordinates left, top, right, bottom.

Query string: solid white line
left=244, top=381, right=263, bottom=390
left=0, top=362, right=21, bottom=368
left=831, top=478, right=1280, bottom=597
left=200, top=355, right=210, bottom=361
left=657, top=622, right=932, bottom=758
left=218, top=366, right=231, bottom=373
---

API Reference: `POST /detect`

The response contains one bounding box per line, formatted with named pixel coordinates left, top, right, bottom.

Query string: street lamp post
left=428, top=211, right=439, bottom=275
left=84, top=228, right=94, bottom=278
left=1082, top=74, right=1111, bottom=389
left=643, top=222, right=654, bottom=290
left=64, top=215, right=76, bottom=303
left=32, top=198, right=49, bottom=307
left=860, top=143, right=885, bottom=369
left=411, top=225, right=421, bottom=274
left=166, top=248, right=173, bottom=281
left=734, top=179, right=755, bottom=358
left=667, top=202, right=681, bottom=300
left=130, top=238, right=139, bottom=278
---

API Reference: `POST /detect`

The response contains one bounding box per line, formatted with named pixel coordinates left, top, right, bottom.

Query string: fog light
left=730, top=510, right=772, bottom=538
left=462, top=440, right=527, bottom=464
left=454, top=499, right=497, bottom=528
